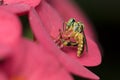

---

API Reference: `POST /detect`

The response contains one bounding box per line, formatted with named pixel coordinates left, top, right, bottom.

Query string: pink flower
left=0, top=0, right=102, bottom=79
left=29, top=0, right=102, bottom=79
left=35, top=0, right=101, bottom=67
left=0, top=7, right=99, bottom=80
left=29, top=7, right=100, bottom=80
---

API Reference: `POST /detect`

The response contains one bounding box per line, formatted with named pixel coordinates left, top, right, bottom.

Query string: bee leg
left=69, top=42, right=78, bottom=46
left=60, top=39, right=69, bottom=47
left=59, top=39, right=74, bottom=48
left=77, top=51, right=81, bottom=57
left=54, top=29, right=63, bottom=44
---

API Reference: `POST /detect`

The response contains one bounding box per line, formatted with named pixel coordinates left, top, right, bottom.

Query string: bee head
left=66, top=18, right=75, bottom=30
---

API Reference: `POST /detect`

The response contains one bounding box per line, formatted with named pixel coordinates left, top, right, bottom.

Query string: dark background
left=74, top=0, right=120, bottom=80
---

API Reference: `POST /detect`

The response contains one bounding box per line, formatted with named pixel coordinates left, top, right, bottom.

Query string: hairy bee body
left=55, top=18, right=87, bottom=57
left=73, top=32, right=84, bottom=57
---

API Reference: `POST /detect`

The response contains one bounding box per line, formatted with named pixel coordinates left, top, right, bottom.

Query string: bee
left=55, top=18, right=88, bottom=57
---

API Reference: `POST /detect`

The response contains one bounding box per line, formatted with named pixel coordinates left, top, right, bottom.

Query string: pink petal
left=48, top=0, right=96, bottom=40
left=0, top=8, right=24, bottom=75
left=62, top=36, right=102, bottom=66
left=29, top=68, right=73, bottom=80
left=0, top=72, right=7, bottom=80
left=4, top=0, right=41, bottom=7
left=58, top=52, right=100, bottom=80
left=29, top=8, right=100, bottom=80
left=0, top=45, right=12, bottom=58
left=0, top=3, right=30, bottom=15
left=35, top=0, right=101, bottom=66
left=36, top=0, right=64, bottom=38
left=0, top=8, right=22, bottom=47
left=20, top=38, right=73, bottom=80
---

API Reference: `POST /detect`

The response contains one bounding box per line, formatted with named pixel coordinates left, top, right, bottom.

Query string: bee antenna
left=63, top=22, right=65, bottom=31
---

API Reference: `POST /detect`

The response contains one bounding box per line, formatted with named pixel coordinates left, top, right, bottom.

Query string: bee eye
left=66, top=18, right=75, bottom=27
left=69, top=18, right=75, bottom=23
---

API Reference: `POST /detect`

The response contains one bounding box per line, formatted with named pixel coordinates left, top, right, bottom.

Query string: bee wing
left=83, top=31, right=88, bottom=53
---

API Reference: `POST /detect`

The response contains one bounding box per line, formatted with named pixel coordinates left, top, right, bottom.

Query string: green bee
left=55, top=18, right=88, bottom=57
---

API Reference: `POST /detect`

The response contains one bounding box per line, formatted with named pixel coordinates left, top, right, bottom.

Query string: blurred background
left=74, top=0, right=120, bottom=80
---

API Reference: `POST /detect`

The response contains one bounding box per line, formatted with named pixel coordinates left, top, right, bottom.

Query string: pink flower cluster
left=0, top=0, right=101, bottom=80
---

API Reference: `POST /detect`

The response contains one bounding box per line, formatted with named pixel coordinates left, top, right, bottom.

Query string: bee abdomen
left=76, top=35, right=84, bottom=57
